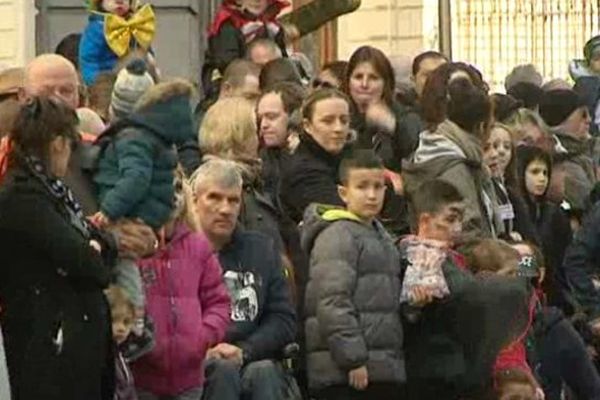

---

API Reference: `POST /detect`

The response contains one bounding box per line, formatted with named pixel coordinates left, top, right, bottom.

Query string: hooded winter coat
left=403, top=119, right=502, bottom=239
left=562, top=202, right=600, bottom=321
left=94, top=81, right=195, bottom=229
left=553, top=132, right=597, bottom=213
left=301, top=205, right=405, bottom=391
left=132, top=223, right=230, bottom=396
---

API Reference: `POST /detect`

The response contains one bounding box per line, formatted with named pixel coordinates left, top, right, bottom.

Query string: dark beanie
left=507, top=82, right=543, bottom=111
left=491, top=93, right=523, bottom=123
left=538, top=89, right=586, bottom=127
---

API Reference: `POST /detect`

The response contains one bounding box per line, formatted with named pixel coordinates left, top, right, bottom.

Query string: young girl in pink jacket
left=133, top=171, right=230, bottom=400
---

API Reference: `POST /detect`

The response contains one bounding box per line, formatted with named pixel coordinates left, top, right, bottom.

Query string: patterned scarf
left=23, top=154, right=92, bottom=239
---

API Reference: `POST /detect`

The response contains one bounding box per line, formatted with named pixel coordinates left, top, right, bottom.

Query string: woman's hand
left=348, top=366, right=369, bottom=391
left=366, top=102, right=396, bottom=132
left=89, top=211, right=110, bottom=228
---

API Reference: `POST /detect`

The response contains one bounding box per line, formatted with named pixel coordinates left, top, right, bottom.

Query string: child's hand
left=90, top=211, right=111, bottom=227
left=89, top=240, right=102, bottom=253
left=409, top=285, right=434, bottom=307
left=348, top=366, right=369, bottom=390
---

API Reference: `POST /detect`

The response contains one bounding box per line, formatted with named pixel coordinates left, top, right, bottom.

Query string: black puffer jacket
left=301, top=205, right=405, bottom=391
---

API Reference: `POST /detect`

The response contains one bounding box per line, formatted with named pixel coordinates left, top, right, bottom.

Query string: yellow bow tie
left=104, top=3, right=156, bottom=57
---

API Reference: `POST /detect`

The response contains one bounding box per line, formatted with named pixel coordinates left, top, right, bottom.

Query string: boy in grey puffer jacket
left=301, top=150, right=405, bottom=400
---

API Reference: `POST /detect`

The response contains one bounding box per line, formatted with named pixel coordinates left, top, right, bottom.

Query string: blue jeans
left=137, top=386, right=203, bottom=400
left=203, top=359, right=287, bottom=400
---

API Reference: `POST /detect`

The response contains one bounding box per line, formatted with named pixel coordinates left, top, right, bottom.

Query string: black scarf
left=23, top=154, right=92, bottom=239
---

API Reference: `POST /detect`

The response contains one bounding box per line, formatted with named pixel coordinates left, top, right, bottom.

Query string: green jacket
left=94, top=81, right=194, bottom=228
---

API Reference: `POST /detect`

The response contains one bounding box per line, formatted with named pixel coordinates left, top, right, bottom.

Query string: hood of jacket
left=553, top=130, right=591, bottom=157
left=403, top=119, right=484, bottom=195
left=127, top=79, right=195, bottom=146
left=301, top=203, right=376, bottom=255
left=569, top=59, right=597, bottom=81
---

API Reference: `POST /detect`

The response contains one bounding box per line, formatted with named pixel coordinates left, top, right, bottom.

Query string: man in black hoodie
left=192, top=159, right=296, bottom=400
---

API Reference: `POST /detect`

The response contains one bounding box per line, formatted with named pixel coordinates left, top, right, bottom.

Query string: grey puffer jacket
left=301, top=204, right=405, bottom=391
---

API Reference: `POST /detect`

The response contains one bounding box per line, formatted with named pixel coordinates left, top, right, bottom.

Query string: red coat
left=132, top=224, right=230, bottom=396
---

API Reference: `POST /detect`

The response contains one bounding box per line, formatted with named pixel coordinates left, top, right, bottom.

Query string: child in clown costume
left=80, top=0, right=156, bottom=85
left=202, top=0, right=290, bottom=100
left=202, top=0, right=361, bottom=100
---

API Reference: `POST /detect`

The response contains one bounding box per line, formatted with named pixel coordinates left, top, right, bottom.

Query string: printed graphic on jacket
left=223, top=271, right=259, bottom=322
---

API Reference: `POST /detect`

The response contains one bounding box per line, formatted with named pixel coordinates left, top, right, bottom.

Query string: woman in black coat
left=0, top=97, right=116, bottom=400
left=280, top=89, right=352, bottom=223
left=344, top=46, right=423, bottom=172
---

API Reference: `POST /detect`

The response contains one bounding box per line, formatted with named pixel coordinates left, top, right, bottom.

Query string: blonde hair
left=172, top=166, right=201, bottom=232
left=199, top=97, right=259, bottom=160
left=504, top=108, right=549, bottom=141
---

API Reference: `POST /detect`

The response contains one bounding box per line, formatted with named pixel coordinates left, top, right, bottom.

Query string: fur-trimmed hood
left=128, top=79, right=196, bottom=145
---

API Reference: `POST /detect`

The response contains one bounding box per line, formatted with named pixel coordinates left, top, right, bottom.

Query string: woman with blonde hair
left=483, top=122, right=538, bottom=243
left=198, top=96, right=306, bottom=312
left=199, top=96, right=259, bottom=163
left=505, top=108, right=554, bottom=152
left=198, top=95, right=280, bottom=244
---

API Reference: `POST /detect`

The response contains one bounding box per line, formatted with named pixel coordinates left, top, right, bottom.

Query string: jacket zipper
left=166, top=256, right=178, bottom=391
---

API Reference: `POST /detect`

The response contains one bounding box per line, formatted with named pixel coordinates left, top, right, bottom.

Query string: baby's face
left=499, top=382, right=537, bottom=400
left=101, top=0, right=131, bottom=17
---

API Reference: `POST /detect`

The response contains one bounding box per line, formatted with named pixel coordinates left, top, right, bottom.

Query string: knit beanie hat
left=538, top=89, right=586, bottom=127
left=507, top=81, right=543, bottom=111
left=111, top=58, right=155, bottom=119
left=584, top=35, right=600, bottom=63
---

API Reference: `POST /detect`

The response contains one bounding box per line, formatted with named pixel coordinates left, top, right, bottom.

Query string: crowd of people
left=4, top=0, right=600, bottom=399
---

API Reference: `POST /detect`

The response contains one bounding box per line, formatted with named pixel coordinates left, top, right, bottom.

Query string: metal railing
left=451, top=0, right=600, bottom=91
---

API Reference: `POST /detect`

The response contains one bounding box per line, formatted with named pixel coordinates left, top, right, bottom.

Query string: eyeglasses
left=312, top=79, right=336, bottom=90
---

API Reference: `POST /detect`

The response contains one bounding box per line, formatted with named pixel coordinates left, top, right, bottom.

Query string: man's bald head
left=22, top=54, right=79, bottom=109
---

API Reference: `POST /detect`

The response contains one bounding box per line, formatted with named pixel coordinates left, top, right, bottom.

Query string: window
left=451, top=0, right=600, bottom=91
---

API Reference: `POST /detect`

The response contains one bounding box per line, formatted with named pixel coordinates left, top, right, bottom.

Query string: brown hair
left=223, top=59, right=261, bottom=88
left=10, top=96, right=78, bottom=166
left=259, top=58, right=302, bottom=90
left=412, top=50, right=448, bottom=76
left=344, top=46, right=395, bottom=107
left=463, top=238, right=520, bottom=274
left=259, top=81, right=306, bottom=115
left=321, top=61, right=349, bottom=83
left=421, top=62, right=491, bottom=134
left=301, top=88, right=351, bottom=122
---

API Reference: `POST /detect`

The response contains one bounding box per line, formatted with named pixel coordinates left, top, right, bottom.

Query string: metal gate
left=35, top=0, right=223, bottom=84
left=451, top=0, right=600, bottom=91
